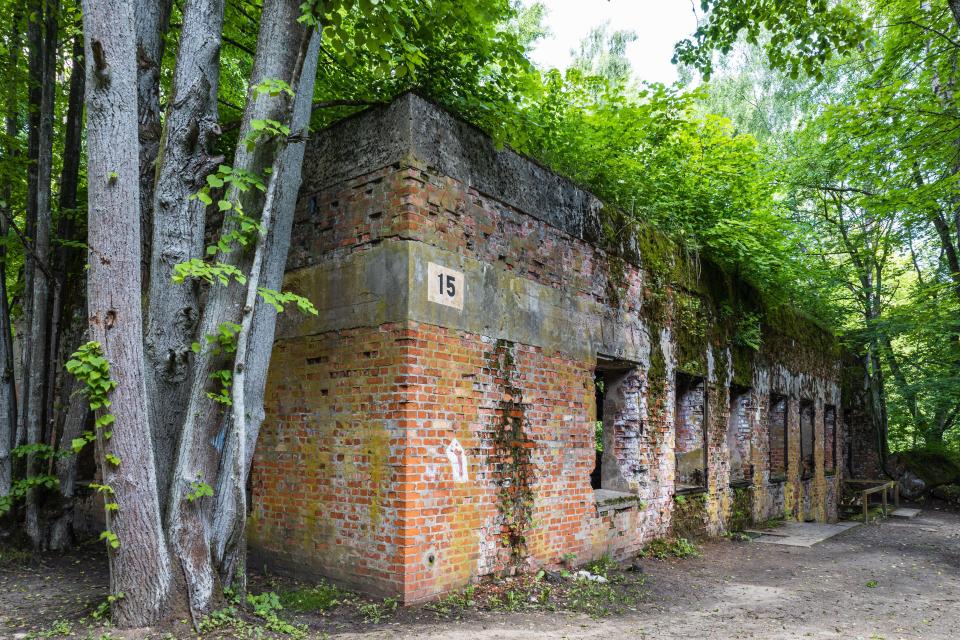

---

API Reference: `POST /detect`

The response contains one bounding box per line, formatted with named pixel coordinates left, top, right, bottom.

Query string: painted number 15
left=437, top=273, right=456, bottom=298
left=427, top=262, right=464, bottom=310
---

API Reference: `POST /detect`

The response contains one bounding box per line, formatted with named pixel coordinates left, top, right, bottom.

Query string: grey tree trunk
left=25, top=0, right=59, bottom=548
left=213, top=29, right=321, bottom=590
left=82, top=0, right=172, bottom=624
left=47, top=36, right=88, bottom=550
left=136, top=0, right=174, bottom=286
left=0, top=11, right=22, bottom=499
left=165, top=0, right=316, bottom=615
left=146, top=0, right=225, bottom=511
left=16, top=0, right=44, bottom=455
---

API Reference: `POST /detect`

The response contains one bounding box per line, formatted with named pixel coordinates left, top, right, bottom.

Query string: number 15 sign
left=427, top=262, right=464, bottom=310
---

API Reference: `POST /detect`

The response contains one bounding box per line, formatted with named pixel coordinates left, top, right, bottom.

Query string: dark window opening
left=843, top=408, right=854, bottom=476
left=728, top=386, right=754, bottom=485
left=824, top=405, right=837, bottom=474
left=675, top=373, right=707, bottom=491
left=591, top=357, right=640, bottom=493
left=800, top=399, right=814, bottom=479
left=590, top=369, right=605, bottom=490
left=769, top=395, right=788, bottom=480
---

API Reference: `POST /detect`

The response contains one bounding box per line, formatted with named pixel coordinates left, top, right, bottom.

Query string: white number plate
left=427, top=262, right=464, bottom=310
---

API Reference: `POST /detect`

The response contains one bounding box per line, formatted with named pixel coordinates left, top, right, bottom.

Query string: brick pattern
left=287, top=163, right=642, bottom=312
left=249, top=325, right=410, bottom=596
left=769, top=396, right=788, bottom=478
left=252, top=157, right=848, bottom=601
left=727, top=390, right=753, bottom=483
left=824, top=405, right=837, bottom=473
left=800, top=401, right=815, bottom=479
left=675, top=377, right=706, bottom=489
left=600, top=369, right=651, bottom=493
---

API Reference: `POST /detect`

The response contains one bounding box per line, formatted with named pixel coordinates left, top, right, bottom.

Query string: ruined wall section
left=252, top=93, right=849, bottom=602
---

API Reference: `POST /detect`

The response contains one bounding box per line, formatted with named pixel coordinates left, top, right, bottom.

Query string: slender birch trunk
left=81, top=0, right=172, bottom=624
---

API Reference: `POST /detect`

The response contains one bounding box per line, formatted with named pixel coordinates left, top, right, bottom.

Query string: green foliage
left=277, top=580, right=354, bottom=612
left=11, top=442, right=69, bottom=461
left=429, top=585, right=477, bottom=618
left=257, top=288, right=319, bottom=315
left=91, top=592, right=125, bottom=621
left=99, top=530, right=120, bottom=549
left=639, top=537, right=701, bottom=560
left=207, top=369, right=233, bottom=406
left=357, top=596, right=399, bottom=624
left=0, top=475, right=59, bottom=516
left=243, top=119, right=292, bottom=152
left=674, top=0, right=872, bottom=80
left=187, top=479, right=214, bottom=502
left=65, top=342, right=117, bottom=413
left=172, top=259, right=247, bottom=286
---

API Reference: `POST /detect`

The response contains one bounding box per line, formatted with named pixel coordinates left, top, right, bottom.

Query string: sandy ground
left=2, top=505, right=959, bottom=639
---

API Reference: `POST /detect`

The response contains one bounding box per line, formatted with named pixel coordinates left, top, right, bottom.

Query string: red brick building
left=248, top=93, right=849, bottom=603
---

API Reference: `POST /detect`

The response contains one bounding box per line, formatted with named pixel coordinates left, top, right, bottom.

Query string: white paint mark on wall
left=446, top=438, right=469, bottom=482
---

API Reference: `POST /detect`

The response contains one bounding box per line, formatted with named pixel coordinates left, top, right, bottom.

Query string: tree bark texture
left=146, top=0, right=225, bottom=512
left=82, top=0, right=172, bottom=624
left=136, top=0, right=173, bottom=287
left=0, top=11, right=22, bottom=498
left=17, top=0, right=44, bottom=454
left=165, top=0, right=315, bottom=615
left=25, top=0, right=59, bottom=548
left=213, top=28, right=321, bottom=589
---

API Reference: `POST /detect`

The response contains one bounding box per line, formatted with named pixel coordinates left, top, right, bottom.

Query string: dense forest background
left=0, top=0, right=957, bottom=626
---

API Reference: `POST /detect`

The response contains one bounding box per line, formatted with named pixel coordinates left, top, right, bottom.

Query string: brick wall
left=727, top=390, right=753, bottom=483
left=769, top=396, right=788, bottom=478
left=675, top=377, right=706, bottom=489
left=250, top=94, right=851, bottom=602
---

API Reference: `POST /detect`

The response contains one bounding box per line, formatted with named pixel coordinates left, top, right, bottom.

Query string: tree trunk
left=165, top=0, right=316, bottom=615
left=16, top=0, right=44, bottom=454
left=81, top=0, right=172, bottom=625
left=46, top=36, right=88, bottom=549
left=48, top=318, right=90, bottom=551
left=25, top=0, right=59, bottom=548
left=213, top=28, right=321, bottom=590
left=146, top=0, right=225, bottom=511
left=136, top=0, right=174, bottom=287
left=0, top=10, right=22, bottom=499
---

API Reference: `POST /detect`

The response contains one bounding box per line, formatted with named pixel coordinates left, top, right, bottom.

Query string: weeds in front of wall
left=277, top=580, right=354, bottom=613
left=429, top=585, right=478, bottom=618
left=723, top=531, right=752, bottom=542
left=639, top=537, right=701, bottom=559
left=357, top=597, right=399, bottom=624
left=755, top=515, right=786, bottom=530
left=428, top=555, right=647, bottom=620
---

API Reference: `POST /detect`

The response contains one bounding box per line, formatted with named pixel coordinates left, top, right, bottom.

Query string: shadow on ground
left=3, top=505, right=959, bottom=639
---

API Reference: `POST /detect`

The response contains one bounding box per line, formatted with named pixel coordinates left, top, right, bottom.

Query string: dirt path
left=3, top=506, right=959, bottom=639
left=336, top=506, right=960, bottom=640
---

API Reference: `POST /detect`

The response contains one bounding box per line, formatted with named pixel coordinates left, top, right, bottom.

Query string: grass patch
left=277, top=580, right=354, bottom=613
left=428, top=556, right=647, bottom=620
left=639, top=537, right=701, bottom=559
left=357, top=596, right=398, bottom=623
left=0, top=543, right=33, bottom=567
